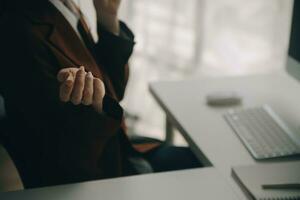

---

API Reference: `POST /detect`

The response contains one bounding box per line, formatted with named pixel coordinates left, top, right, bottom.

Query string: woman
left=0, top=0, right=201, bottom=189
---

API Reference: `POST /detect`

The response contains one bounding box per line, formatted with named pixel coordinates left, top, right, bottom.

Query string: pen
left=262, top=183, right=300, bottom=190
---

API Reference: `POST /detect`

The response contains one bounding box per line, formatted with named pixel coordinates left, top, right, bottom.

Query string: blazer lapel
left=23, top=2, right=103, bottom=80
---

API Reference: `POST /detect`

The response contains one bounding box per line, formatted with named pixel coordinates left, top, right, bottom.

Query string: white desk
left=149, top=71, right=300, bottom=199
left=0, top=168, right=238, bottom=200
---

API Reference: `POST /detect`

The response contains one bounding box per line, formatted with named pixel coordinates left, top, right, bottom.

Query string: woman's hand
left=57, top=66, right=106, bottom=113
left=94, top=0, right=121, bottom=35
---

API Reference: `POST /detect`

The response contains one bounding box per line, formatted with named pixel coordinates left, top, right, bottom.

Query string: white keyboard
left=224, top=105, right=300, bottom=160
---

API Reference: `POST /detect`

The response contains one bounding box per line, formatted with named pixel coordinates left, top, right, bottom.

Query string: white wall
left=119, top=0, right=293, bottom=141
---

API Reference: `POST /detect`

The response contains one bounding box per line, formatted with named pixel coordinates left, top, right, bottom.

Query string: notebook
left=232, top=161, right=300, bottom=200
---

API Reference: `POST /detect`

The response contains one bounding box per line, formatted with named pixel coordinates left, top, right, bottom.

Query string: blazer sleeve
left=94, top=21, right=135, bottom=101
left=0, top=19, right=125, bottom=185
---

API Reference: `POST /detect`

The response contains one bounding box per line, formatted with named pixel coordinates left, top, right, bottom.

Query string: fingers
left=81, top=72, right=94, bottom=105
left=71, top=66, right=86, bottom=105
left=57, top=66, right=106, bottom=113
left=93, top=78, right=106, bottom=113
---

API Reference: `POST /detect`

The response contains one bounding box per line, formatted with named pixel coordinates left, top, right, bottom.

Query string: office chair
left=0, top=94, right=23, bottom=192
left=125, top=111, right=163, bottom=153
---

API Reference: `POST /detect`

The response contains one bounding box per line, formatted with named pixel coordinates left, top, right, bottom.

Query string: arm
left=93, top=0, right=135, bottom=101
left=94, top=23, right=135, bottom=101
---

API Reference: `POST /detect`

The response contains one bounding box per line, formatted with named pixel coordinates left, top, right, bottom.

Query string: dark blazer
left=0, top=1, right=137, bottom=188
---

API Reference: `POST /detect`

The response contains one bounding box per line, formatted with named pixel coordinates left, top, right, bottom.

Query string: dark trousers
left=144, top=145, right=202, bottom=172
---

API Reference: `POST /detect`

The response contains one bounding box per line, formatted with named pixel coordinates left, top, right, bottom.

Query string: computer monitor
left=287, top=0, right=300, bottom=81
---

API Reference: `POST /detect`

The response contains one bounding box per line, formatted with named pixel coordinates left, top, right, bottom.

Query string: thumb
left=57, top=68, right=79, bottom=82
